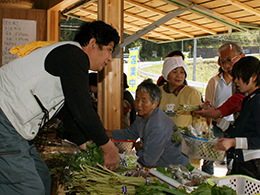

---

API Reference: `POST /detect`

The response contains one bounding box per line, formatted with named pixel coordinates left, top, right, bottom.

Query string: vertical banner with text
left=183, top=52, right=189, bottom=64
left=127, top=47, right=140, bottom=96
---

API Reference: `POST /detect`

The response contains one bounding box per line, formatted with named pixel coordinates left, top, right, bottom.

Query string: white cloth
left=215, top=74, right=234, bottom=122
left=162, top=56, right=188, bottom=80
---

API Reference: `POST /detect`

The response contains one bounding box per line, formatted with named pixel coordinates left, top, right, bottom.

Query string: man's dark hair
left=164, top=50, right=185, bottom=60
left=232, top=56, right=260, bottom=87
left=74, top=20, right=120, bottom=50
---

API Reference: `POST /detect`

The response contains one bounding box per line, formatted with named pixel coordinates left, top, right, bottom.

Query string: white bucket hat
left=162, top=56, right=188, bottom=80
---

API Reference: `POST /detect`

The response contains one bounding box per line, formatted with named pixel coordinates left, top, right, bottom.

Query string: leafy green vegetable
left=211, top=184, right=237, bottom=195
left=136, top=180, right=187, bottom=195
left=178, top=104, right=202, bottom=111
left=156, top=166, right=166, bottom=174
left=191, top=183, right=237, bottom=195
left=186, top=163, right=195, bottom=172
left=171, top=131, right=182, bottom=145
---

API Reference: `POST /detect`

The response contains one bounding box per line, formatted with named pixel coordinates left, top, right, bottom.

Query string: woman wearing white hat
left=159, top=56, right=203, bottom=128
left=159, top=56, right=206, bottom=168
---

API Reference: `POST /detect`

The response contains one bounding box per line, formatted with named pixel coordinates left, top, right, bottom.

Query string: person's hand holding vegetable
left=100, top=139, right=120, bottom=171
left=194, top=100, right=222, bottom=119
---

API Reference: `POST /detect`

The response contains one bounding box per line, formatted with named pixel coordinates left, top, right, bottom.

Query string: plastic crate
left=112, top=140, right=135, bottom=153
left=181, top=133, right=225, bottom=161
left=207, top=175, right=260, bottom=195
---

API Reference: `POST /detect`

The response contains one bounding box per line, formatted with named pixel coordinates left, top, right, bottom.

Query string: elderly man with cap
left=159, top=56, right=204, bottom=127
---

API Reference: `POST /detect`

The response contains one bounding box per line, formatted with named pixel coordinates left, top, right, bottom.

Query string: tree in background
left=61, top=18, right=260, bottom=60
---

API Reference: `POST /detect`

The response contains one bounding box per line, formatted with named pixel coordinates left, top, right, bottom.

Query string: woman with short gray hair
left=110, top=78, right=190, bottom=167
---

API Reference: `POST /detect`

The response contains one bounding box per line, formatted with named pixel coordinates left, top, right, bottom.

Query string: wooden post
left=47, top=10, right=60, bottom=42
left=97, top=0, right=124, bottom=130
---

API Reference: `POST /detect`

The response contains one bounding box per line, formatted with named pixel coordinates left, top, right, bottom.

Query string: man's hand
left=79, top=143, right=88, bottom=150
left=106, top=130, right=113, bottom=138
left=194, top=101, right=222, bottom=119
left=134, top=141, right=142, bottom=151
left=100, top=139, right=119, bottom=171
left=213, top=138, right=236, bottom=151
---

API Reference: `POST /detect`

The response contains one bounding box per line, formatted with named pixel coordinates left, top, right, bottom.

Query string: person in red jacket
left=198, top=93, right=245, bottom=119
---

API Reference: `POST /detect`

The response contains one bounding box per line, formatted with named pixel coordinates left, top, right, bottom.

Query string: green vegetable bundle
left=156, top=164, right=210, bottom=187
left=178, top=104, right=202, bottom=111
left=70, top=143, right=104, bottom=170
left=64, top=163, right=157, bottom=194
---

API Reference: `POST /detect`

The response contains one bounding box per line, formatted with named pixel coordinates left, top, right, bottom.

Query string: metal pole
left=259, top=30, right=260, bottom=53
left=193, top=38, right=197, bottom=81
left=119, top=3, right=195, bottom=48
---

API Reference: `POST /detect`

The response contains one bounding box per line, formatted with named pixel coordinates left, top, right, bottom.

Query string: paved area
left=197, top=159, right=228, bottom=177
left=213, top=161, right=228, bottom=177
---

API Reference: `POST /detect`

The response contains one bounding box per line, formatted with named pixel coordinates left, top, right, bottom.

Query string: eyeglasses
left=220, top=55, right=240, bottom=67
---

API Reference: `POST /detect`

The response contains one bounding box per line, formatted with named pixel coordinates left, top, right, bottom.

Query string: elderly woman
left=159, top=56, right=206, bottom=168
left=109, top=79, right=190, bottom=167
left=159, top=56, right=203, bottom=127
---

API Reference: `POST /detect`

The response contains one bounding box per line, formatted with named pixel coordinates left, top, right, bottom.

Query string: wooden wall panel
left=0, top=8, right=47, bottom=65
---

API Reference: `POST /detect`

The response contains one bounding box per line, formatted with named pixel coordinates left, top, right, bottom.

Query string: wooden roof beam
left=125, top=11, right=194, bottom=38
left=125, top=0, right=216, bottom=35
left=67, top=10, right=176, bottom=41
left=48, top=0, right=83, bottom=11
left=75, top=7, right=97, bottom=16
left=165, top=0, right=248, bottom=32
left=62, top=0, right=97, bottom=15
left=222, top=0, right=260, bottom=17
left=124, top=22, right=175, bottom=40
left=125, top=30, right=170, bottom=43
left=67, top=1, right=193, bottom=38
left=121, top=3, right=195, bottom=48
left=76, top=8, right=176, bottom=40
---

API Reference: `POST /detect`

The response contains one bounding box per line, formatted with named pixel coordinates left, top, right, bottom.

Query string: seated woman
left=107, top=79, right=190, bottom=167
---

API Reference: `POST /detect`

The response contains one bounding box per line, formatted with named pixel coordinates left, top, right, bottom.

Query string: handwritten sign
left=2, top=18, right=37, bottom=65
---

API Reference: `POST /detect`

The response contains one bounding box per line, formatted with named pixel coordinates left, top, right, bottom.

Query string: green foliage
left=60, top=17, right=260, bottom=59
left=126, top=31, right=260, bottom=59
left=60, top=18, right=85, bottom=41
left=136, top=184, right=188, bottom=195
left=70, top=143, right=104, bottom=170
left=191, top=183, right=237, bottom=195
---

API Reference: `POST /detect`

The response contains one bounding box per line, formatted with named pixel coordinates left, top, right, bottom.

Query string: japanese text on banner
left=127, top=47, right=140, bottom=95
